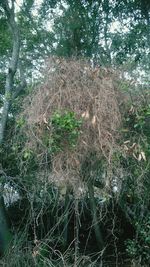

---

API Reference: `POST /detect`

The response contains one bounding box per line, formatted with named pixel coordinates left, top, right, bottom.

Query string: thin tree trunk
left=0, top=0, right=20, bottom=143
left=0, top=196, right=11, bottom=256
left=0, top=0, right=24, bottom=256
left=103, top=0, right=111, bottom=65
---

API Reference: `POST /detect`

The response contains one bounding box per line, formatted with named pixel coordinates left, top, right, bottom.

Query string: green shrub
left=48, top=111, right=82, bottom=153
left=126, top=217, right=150, bottom=264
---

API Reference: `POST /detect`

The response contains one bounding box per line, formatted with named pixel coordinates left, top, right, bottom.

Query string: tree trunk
left=0, top=0, right=20, bottom=143
left=0, top=196, right=11, bottom=256
left=0, top=0, right=23, bottom=256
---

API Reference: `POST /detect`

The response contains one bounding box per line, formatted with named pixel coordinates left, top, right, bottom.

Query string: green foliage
left=133, top=105, right=150, bottom=134
left=48, top=111, right=82, bottom=153
left=53, top=1, right=101, bottom=58
left=120, top=97, right=150, bottom=265
left=0, top=17, right=11, bottom=56
left=0, top=73, right=6, bottom=96
left=16, top=117, right=25, bottom=128
left=124, top=102, right=150, bottom=141
left=126, top=217, right=150, bottom=264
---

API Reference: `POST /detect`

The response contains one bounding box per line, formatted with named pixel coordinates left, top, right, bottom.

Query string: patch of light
left=15, top=0, right=23, bottom=12
left=45, top=20, right=53, bottom=32
left=15, top=0, right=43, bottom=15
left=110, top=21, right=121, bottom=33
left=110, top=20, right=130, bottom=33
left=31, top=0, right=43, bottom=16
left=3, top=183, right=20, bottom=207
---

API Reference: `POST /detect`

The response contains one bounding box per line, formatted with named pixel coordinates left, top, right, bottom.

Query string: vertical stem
left=63, top=186, right=71, bottom=250
left=0, top=196, right=11, bottom=256
left=103, top=0, right=111, bottom=64
left=88, top=181, right=104, bottom=250
left=74, top=198, right=79, bottom=267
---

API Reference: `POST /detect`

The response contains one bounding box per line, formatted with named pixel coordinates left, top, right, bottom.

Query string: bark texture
left=0, top=0, right=20, bottom=143
left=0, top=0, right=26, bottom=256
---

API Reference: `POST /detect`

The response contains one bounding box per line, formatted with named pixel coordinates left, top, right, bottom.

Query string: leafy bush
left=126, top=217, right=150, bottom=264
left=49, top=111, right=82, bottom=153
left=120, top=95, right=150, bottom=265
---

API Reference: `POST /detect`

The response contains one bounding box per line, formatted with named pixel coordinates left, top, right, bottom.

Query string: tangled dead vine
left=20, top=57, right=123, bottom=191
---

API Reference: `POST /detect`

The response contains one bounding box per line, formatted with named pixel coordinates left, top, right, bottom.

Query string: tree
left=43, top=0, right=150, bottom=72
left=0, top=0, right=26, bottom=255
left=0, top=0, right=26, bottom=144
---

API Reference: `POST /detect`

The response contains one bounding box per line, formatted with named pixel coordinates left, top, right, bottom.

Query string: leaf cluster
left=48, top=111, right=82, bottom=153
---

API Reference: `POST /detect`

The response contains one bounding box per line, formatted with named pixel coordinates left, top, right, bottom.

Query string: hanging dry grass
left=21, top=57, right=122, bottom=188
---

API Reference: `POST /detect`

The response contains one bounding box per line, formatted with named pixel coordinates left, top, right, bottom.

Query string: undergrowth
left=0, top=58, right=150, bottom=267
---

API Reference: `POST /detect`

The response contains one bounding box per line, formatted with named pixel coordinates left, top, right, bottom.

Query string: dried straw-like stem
left=21, top=57, right=122, bottom=188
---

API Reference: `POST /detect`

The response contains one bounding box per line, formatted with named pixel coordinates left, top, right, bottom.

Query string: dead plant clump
left=21, top=57, right=123, bottom=190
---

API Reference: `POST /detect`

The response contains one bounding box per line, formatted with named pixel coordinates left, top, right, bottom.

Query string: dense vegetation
left=0, top=1, right=150, bottom=266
